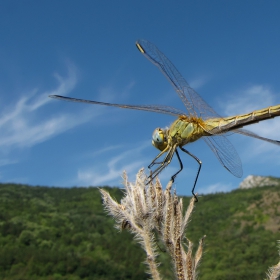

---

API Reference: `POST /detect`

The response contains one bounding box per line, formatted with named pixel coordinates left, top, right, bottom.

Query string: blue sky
left=1, top=1, right=280, bottom=196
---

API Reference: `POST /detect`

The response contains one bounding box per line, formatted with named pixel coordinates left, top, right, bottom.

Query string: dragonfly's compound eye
left=152, top=128, right=164, bottom=143
left=152, top=128, right=167, bottom=151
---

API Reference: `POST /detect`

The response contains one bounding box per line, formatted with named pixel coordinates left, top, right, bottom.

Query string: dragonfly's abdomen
left=169, top=116, right=208, bottom=145
left=206, top=104, right=280, bottom=133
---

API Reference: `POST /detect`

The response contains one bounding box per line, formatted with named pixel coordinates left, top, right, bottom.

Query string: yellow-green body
left=168, top=116, right=209, bottom=147
left=204, top=104, right=280, bottom=133
left=154, top=104, right=280, bottom=153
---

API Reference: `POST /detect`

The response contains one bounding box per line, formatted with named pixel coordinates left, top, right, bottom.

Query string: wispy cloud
left=189, top=75, right=210, bottom=90
left=197, top=182, right=233, bottom=194
left=0, top=65, right=81, bottom=152
left=97, top=80, right=136, bottom=103
left=221, top=84, right=280, bottom=157
left=0, top=63, right=113, bottom=164
left=76, top=142, right=150, bottom=186
left=222, top=85, right=277, bottom=116
left=0, top=158, right=18, bottom=167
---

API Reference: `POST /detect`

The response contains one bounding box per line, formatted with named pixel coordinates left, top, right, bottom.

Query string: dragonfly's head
left=152, top=128, right=168, bottom=151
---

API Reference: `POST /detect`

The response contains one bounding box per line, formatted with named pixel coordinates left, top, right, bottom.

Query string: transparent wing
left=136, top=39, right=220, bottom=119
left=203, top=135, right=243, bottom=178
left=49, top=95, right=186, bottom=117
left=233, top=128, right=280, bottom=146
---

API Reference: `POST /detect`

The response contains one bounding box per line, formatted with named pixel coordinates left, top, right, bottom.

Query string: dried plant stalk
left=265, top=241, right=280, bottom=280
left=100, top=168, right=206, bottom=280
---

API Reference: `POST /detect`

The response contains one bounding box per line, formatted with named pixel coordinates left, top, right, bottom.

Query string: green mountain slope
left=186, top=185, right=280, bottom=280
left=0, top=182, right=279, bottom=280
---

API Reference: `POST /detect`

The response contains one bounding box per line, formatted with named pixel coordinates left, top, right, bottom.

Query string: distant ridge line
left=239, top=175, right=280, bottom=189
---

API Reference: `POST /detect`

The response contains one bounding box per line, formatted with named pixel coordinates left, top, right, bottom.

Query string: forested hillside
left=0, top=181, right=279, bottom=280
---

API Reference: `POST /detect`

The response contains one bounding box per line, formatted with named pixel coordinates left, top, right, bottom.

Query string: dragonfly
left=49, top=39, right=280, bottom=201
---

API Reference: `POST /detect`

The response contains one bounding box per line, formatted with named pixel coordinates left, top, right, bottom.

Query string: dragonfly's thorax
left=169, top=116, right=208, bottom=146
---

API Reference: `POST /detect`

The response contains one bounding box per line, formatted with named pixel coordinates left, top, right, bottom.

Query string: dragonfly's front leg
left=146, top=144, right=177, bottom=183
left=148, top=145, right=170, bottom=169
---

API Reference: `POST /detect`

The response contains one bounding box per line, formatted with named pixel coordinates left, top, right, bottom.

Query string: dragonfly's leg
left=171, top=149, right=183, bottom=183
left=146, top=145, right=176, bottom=184
left=148, top=146, right=170, bottom=169
left=179, top=146, right=202, bottom=202
left=146, top=153, right=164, bottom=180
left=147, top=160, right=169, bottom=181
left=147, top=159, right=169, bottom=184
